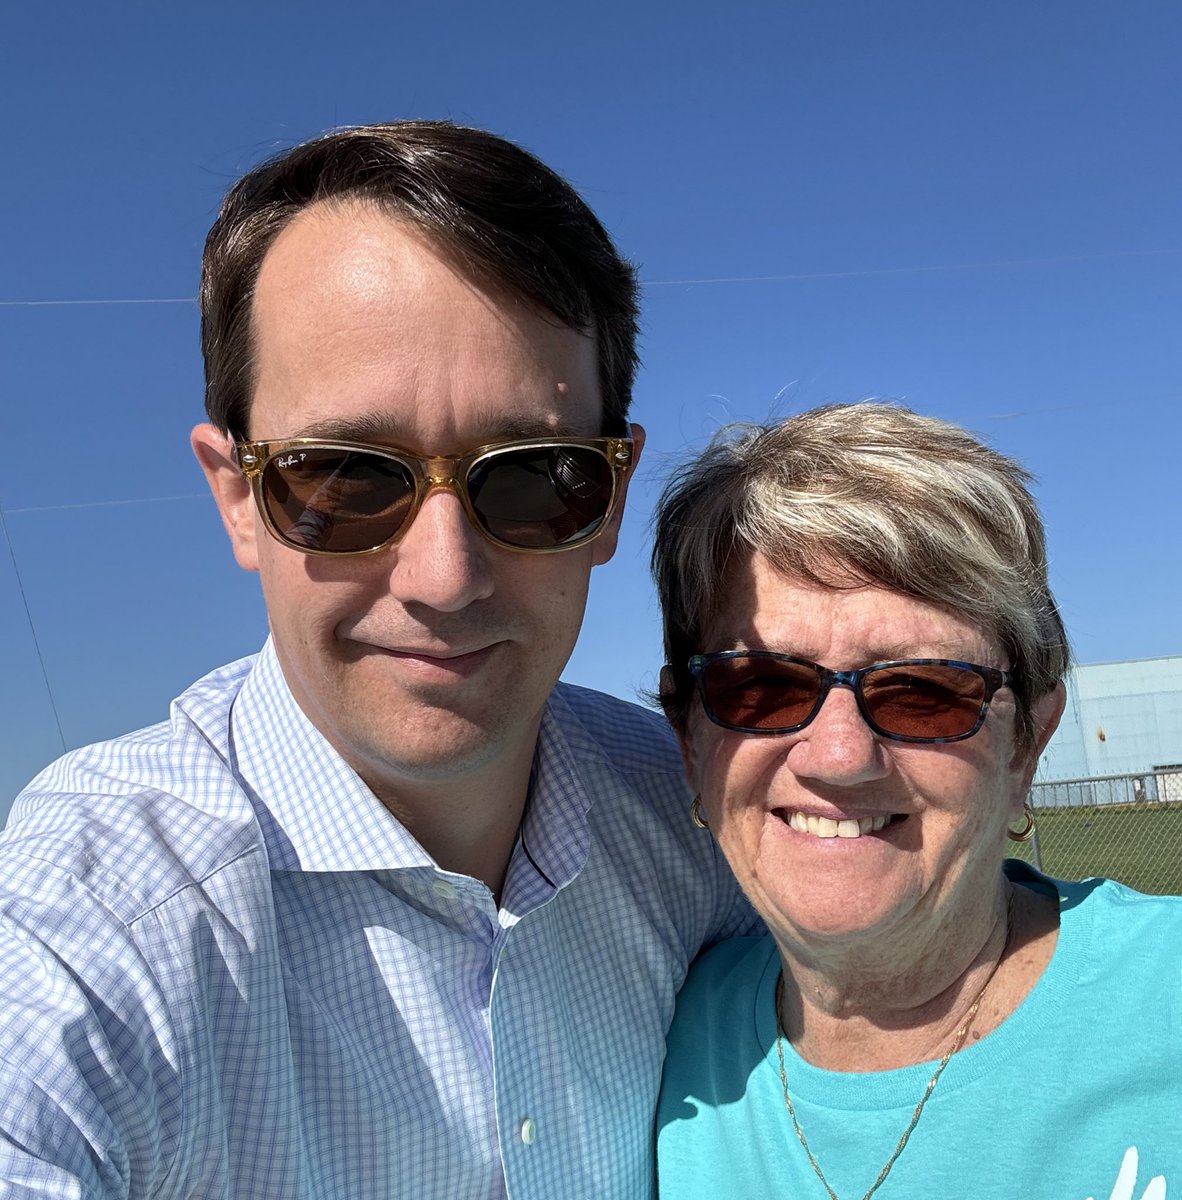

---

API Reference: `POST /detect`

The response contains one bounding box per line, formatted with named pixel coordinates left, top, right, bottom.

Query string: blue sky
left=2, top=1, right=1179, bottom=815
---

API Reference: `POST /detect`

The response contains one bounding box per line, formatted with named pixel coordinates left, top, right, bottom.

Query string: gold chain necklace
left=774, top=896, right=1012, bottom=1200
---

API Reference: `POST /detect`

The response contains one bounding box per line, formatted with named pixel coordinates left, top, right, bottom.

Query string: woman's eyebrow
left=857, top=641, right=985, bottom=663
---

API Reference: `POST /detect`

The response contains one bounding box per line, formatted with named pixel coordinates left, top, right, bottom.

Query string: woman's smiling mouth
left=777, top=810, right=904, bottom=839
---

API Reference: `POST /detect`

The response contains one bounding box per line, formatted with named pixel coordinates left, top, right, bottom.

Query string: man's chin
left=341, top=704, right=538, bottom=788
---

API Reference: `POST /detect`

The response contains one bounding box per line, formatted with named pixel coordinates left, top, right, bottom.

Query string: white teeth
left=786, top=812, right=892, bottom=839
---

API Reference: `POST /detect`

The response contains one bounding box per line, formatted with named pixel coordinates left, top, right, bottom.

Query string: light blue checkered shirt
left=0, top=640, right=754, bottom=1198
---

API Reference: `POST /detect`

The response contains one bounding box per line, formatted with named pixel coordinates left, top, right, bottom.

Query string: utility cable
left=0, top=504, right=68, bottom=754
left=0, top=247, right=1178, bottom=307
left=641, top=247, right=1182, bottom=287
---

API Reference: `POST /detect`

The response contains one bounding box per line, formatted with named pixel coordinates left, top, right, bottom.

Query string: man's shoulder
left=3, top=654, right=265, bottom=924
left=549, top=681, right=682, bottom=774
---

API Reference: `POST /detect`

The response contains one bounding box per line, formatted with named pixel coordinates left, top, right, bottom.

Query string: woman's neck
left=774, top=879, right=1058, bottom=1072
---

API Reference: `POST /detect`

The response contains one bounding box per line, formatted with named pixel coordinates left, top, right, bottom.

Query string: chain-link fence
left=1008, top=768, right=1182, bottom=894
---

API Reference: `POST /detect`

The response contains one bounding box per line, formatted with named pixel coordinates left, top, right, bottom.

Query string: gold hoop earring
left=1008, top=804, right=1036, bottom=842
left=690, top=795, right=709, bottom=830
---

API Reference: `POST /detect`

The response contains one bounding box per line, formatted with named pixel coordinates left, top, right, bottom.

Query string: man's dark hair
left=201, top=121, right=640, bottom=439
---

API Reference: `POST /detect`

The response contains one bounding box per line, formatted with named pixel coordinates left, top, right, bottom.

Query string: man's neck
left=358, top=738, right=538, bottom=904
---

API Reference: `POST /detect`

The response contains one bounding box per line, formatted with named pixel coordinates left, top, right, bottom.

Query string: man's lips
left=363, top=642, right=502, bottom=677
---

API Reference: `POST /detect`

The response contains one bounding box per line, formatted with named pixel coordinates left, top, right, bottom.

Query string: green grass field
left=1008, top=801, right=1182, bottom=894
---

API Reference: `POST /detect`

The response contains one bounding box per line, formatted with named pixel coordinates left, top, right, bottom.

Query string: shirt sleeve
left=0, top=855, right=181, bottom=1199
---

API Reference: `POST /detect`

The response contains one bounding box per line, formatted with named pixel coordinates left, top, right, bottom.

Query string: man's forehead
left=244, top=199, right=604, bottom=442
left=252, top=200, right=590, bottom=356
left=259, top=199, right=527, bottom=317
left=255, top=201, right=452, bottom=308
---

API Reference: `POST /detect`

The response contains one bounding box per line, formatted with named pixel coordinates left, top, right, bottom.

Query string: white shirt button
left=519, top=1118, right=536, bottom=1145
left=431, top=879, right=457, bottom=900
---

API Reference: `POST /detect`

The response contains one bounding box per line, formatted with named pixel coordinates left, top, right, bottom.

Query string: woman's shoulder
left=1062, top=873, right=1182, bottom=952
left=681, top=934, right=779, bottom=1004
left=1010, top=861, right=1182, bottom=997
left=1010, top=859, right=1182, bottom=920
left=663, top=935, right=780, bottom=1115
left=668, top=934, right=780, bottom=1059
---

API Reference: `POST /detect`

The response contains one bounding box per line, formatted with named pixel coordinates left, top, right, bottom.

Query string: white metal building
left=1036, top=655, right=1182, bottom=784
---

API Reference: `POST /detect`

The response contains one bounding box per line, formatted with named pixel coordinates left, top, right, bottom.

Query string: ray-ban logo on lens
left=276, top=454, right=306, bottom=468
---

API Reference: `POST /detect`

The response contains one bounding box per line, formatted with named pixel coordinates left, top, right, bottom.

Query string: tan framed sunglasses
left=235, top=434, right=634, bottom=555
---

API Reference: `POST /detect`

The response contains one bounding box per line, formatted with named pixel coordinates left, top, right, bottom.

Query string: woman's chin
left=748, top=810, right=920, bottom=942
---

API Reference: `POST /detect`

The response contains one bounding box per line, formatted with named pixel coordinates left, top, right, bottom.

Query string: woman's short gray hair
left=652, top=402, right=1069, bottom=745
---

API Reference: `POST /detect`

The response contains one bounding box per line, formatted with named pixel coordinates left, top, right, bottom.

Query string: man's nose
left=386, top=482, right=495, bottom=611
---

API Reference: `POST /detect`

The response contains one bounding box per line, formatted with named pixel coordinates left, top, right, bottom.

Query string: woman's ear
left=1009, top=682, right=1067, bottom=803
left=660, top=664, right=700, bottom=787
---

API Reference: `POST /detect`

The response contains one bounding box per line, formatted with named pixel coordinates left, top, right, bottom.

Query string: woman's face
left=678, top=551, right=1062, bottom=949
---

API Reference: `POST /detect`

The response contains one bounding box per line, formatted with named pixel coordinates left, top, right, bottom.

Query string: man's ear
left=591, top=422, right=646, bottom=567
left=191, top=423, right=261, bottom=573
left=1010, top=681, right=1066, bottom=802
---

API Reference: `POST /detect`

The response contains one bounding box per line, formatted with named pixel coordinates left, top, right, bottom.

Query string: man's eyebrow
left=288, top=414, right=410, bottom=442
left=288, top=412, right=598, bottom=445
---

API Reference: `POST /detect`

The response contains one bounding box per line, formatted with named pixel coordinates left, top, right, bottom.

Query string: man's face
left=194, top=201, right=640, bottom=801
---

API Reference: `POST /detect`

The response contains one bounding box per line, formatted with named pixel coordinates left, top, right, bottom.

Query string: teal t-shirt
left=657, top=864, right=1180, bottom=1199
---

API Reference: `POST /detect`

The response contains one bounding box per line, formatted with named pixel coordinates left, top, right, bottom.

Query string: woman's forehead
left=703, top=551, right=1001, bottom=666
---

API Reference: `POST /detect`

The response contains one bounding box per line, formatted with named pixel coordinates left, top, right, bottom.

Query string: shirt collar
left=226, top=638, right=433, bottom=873
left=184, top=640, right=596, bottom=889
left=513, top=688, right=596, bottom=892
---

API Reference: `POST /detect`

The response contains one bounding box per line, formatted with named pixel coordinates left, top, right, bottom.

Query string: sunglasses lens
left=861, top=663, right=987, bottom=739
left=467, top=444, right=615, bottom=549
left=261, top=448, right=416, bottom=553
left=701, top=656, right=822, bottom=731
